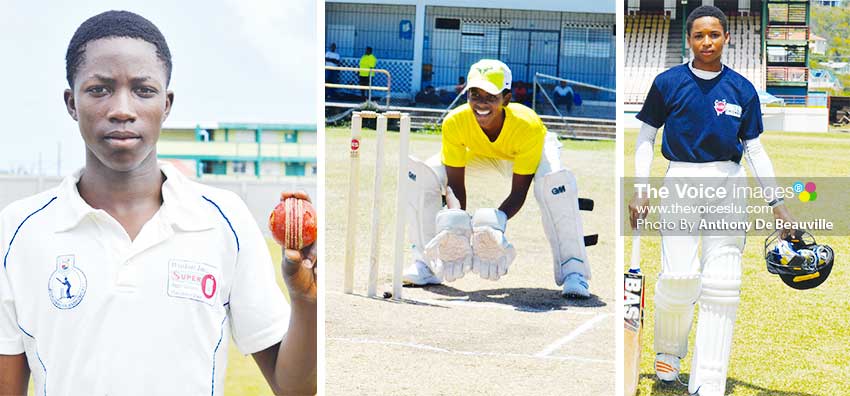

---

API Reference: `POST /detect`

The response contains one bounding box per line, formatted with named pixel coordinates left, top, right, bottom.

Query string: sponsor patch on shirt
left=725, top=103, right=742, bottom=118
left=167, top=259, right=220, bottom=305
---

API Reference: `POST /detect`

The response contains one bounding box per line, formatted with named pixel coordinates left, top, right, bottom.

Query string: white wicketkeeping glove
left=471, top=208, right=516, bottom=281
left=423, top=209, right=473, bottom=282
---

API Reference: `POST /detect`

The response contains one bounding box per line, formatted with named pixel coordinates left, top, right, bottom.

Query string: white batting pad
left=689, top=246, right=742, bottom=396
left=406, top=156, right=444, bottom=262
left=533, top=169, right=591, bottom=285
left=654, top=272, right=701, bottom=358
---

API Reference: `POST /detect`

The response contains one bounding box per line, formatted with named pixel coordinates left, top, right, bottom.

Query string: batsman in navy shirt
left=627, top=6, right=795, bottom=396
left=637, top=63, right=763, bottom=164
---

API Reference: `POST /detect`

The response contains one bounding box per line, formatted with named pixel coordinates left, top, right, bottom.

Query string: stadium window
left=285, top=163, right=306, bottom=177
left=436, top=18, right=460, bottom=30
left=588, top=28, right=611, bottom=57
left=562, top=26, right=611, bottom=58
left=201, top=160, right=227, bottom=175
left=461, top=23, right=499, bottom=54
left=232, top=161, right=247, bottom=174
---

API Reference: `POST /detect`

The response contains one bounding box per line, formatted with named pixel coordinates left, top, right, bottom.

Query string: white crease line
left=329, top=337, right=613, bottom=364
left=329, top=290, right=605, bottom=315
left=409, top=297, right=602, bottom=314
left=534, top=313, right=612, bottom=358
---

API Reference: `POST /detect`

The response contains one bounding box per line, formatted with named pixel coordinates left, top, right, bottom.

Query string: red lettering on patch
left=201, top=274, right=217, bottom=299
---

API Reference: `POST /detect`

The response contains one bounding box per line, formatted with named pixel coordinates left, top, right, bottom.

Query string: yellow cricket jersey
left=441, top=103, right=546, bottom=175
left=359, top=54, right=377, bottom=76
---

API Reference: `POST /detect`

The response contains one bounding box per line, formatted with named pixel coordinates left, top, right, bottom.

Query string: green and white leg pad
left=533, top=168, right=594, bottom=286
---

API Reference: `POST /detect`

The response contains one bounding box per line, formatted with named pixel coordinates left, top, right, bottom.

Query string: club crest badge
left=714, top=99, right=727, bottom=116
left=48, top=255, right=87, bottom=309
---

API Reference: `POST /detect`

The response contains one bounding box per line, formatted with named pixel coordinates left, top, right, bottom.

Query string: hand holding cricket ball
left=269, top=191, right=318, bottom=302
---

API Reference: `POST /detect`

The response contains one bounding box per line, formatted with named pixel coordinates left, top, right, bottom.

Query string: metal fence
left=326, top=2, right=416, bottom=94
left=424, top=7, right=616, bottom=91
left=326, top=3, right=615, bottom=95
left=0, top=176, right=316, bottom=237
left=532, top=73, right=616, bottom=120
left=335, top=58, right=413, bottom=94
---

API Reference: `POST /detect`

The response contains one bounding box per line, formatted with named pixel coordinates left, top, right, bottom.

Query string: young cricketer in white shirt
left=0, top=11, right=316, bottom=395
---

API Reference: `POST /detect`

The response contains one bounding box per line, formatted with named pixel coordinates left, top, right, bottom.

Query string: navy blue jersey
left=636, top=64, right=762, bottom=164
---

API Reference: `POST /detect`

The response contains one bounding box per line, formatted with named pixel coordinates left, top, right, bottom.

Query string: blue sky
left=0, top=0, right=318, bottom=175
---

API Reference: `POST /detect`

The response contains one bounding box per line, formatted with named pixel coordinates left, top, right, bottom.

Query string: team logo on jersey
left=714, top=99, right=727, bottom=116
left=714, top=99, right=742, bottom=118
left=48, top=255, right=87, bottom=309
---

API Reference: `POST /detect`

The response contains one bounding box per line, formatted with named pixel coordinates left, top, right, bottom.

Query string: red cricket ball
left=269, top=196, right=317, bottom=250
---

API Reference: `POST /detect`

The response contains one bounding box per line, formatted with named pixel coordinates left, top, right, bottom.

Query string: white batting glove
left=471, top=208, right=516, bottom=281
left=423, top=209, right=473, bottom=282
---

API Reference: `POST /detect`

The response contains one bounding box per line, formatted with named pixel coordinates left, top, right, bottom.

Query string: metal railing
left=532, top=73, right=616, bottom=139
left=324, top=66, right=392, bottom=108
left=436, top=90, right=466, bottom=125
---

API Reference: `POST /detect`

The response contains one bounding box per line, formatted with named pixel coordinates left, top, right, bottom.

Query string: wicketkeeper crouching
left=402, top=59, right=596, bottom=298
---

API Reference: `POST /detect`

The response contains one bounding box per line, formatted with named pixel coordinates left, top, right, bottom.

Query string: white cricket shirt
left=0, top=162, right=290, bottom=395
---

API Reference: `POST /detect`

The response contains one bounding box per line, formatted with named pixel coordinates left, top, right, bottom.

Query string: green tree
left=811, top=4, right=850, bottom=94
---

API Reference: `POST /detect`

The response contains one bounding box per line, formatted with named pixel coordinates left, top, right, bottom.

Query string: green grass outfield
left=223, top=239, right=288, bottom=395
left=624, top=129, right=850, bottom=396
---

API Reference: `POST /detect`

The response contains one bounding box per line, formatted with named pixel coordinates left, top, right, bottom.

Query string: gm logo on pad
left=551, top=185, right=566, bottom=195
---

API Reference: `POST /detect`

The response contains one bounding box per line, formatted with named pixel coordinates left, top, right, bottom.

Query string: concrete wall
left=762, top=107, right=829, bottom=133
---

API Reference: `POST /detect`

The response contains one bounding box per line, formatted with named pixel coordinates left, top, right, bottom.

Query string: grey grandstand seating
left=722, top=15, right=765, bottom=90
left=625, top=14, right=669, bottom=103
left=626, top=13, right=764, bottom=104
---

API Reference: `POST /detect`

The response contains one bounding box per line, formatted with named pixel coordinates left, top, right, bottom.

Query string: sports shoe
left=688, top=384, right=723, bottom=396
left=561, top=272, right=590, bottom=298
left=655, top=353, right=680, bottom=383
left=401, top=260, right=442, bottom=286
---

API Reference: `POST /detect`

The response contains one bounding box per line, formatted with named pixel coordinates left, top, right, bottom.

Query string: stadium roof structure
left=328, top=0, right=614, bottom=14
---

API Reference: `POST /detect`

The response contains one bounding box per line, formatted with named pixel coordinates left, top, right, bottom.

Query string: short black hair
left=686, top=5, right=728, bottom=35
left=65, top=10, right=172, bottom=88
